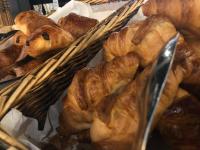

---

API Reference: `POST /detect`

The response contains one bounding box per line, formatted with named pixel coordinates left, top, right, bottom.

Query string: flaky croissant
left=103, top=15, right=177, bottom=66
left=91, top=79, right=139, bottom=150
left=59, top=53, right=139, bottom=136
left=58, top=13, right=98, bottom=38
left=142, top=0, right=200, bottom=37
left=17, top=25, right=74, bottom=60
left=90, top=63, right=184, bottom=150
left=89, top=37, right=197, bottom=150
left=14, top=10, right=57, bottom=36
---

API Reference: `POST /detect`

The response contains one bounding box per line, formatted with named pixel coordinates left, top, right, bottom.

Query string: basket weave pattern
left=0, top=0, right=14, bottom=26
left=78, top=0, right=128, bottom=5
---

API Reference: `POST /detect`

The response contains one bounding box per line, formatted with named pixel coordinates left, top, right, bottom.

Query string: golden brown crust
left=90, top=63, right=185, bottom=150
left=17, top=25, right=74, bottom=59
left=103, top=15, right=177, bottom=66
left=142, top=0, right=200, bottom=36
left=91, top=80, right=139, bottom=150
left=58, top=13, right=99, bottom=38
left=59, top=53, right=139, bottom=136
left=14, top=10, right=57, bottom=35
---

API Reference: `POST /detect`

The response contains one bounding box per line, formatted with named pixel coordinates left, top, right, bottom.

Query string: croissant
left=142, top=0, right=200, bottom=36
left=58, top=13, right=99, bottom=38
left=91, top=79, right=139, bottom=150
left=158, top=90, right=200, bottom=150
left=89, top=41, right=193, bottom=150
left=14, top=10, right=57, bottom=35
left=17, top=25, right=74, bottom=60
left=90, top=63, right=184, bottom=150
left=59, top=53, right=139, bottom=136
left=103, top=15, right=177, bottom=66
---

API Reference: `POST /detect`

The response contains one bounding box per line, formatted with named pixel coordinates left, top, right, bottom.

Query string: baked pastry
left=17, top=25, right=74, bottom=59
left=59, top=53, right=139, bottom=136
left=14, top=10, right=57, bottom=36
left=0, top=31, right=27, bottom=68
left=158, top=91, right=200, bottom=150
left=91, top=78, right=139, bottom=150
left=103, top=15, right=177, bottom=66
left=90, top=63, right=183, bottom=150
left=58, top=13, right=99, bottom=38
left=142, top=0, right=200, bottom=36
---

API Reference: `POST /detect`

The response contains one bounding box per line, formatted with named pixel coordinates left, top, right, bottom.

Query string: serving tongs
left=134, top=33, right=179, bottom=150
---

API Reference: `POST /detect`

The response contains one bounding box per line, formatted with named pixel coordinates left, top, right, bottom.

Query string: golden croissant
left=90, top=63, right=184, bottom=150
left=59, top=53, right=139, bottom=136
left=103, top=15, right=177, bottom=66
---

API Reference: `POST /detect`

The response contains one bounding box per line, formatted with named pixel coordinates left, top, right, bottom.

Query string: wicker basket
left=0, top=0, right=14, bottom=26
left=0, top=0, right=144, bottom=130
left=0, top=126, right=28, bottom=150
left=78, top=0, right=128, bottom=5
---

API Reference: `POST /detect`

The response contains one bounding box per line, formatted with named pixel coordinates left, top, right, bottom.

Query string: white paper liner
left=1, top=1, right=147, bottom=149
left=48, top=0, right=127, bottom=23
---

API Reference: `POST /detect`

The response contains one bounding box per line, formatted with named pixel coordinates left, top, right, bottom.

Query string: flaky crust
left=59, top=53, right=139, bottom=135
left=58, top=13, right=98, bottom=38
left=14, top=10, right=57, bottom=35
left=103, top=15, right=177, bottom=66
left=18, top=25, right=74, bottom=59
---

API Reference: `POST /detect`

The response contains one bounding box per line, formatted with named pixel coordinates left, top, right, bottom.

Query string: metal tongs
left=134, top=33, right=180, bottom=150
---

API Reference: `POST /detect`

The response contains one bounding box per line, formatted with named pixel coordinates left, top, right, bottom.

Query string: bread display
left=58, top=13, right=99, bottom=38
left=56, top=12, right=200, bottom=149
left=0, top=11, right=98, bottom=82
left=2, top=1, right=200, bottom=149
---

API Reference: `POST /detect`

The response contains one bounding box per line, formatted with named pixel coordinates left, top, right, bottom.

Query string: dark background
left=7, top=0, right=70, bottom=17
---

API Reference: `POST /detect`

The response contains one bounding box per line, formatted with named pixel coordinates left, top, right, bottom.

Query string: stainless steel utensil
left=134, top=33, right=179, bottom=150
